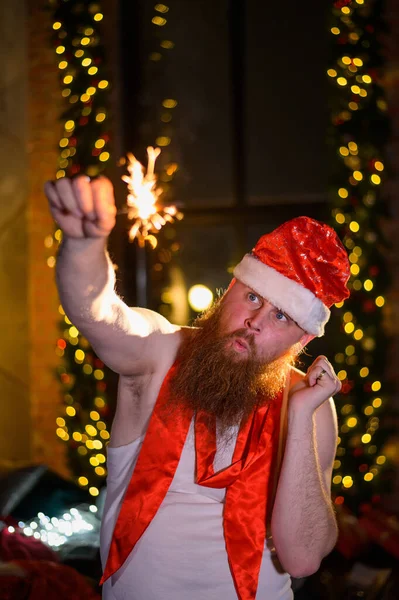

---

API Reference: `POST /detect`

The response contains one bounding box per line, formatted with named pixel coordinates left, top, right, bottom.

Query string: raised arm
left=44, top=175, right=176, bottom=376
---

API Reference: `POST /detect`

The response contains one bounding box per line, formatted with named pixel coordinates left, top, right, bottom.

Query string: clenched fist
left=44, top=176, right=117, bottom=238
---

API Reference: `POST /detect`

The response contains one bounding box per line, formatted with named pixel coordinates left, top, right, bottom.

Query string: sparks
left=122, top=146, right=180, bottom=244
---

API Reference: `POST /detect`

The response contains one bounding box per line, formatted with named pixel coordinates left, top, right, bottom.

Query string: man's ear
left=299, top=333, right=315, bottom=349
left=227, top=277, right=237, bottom=291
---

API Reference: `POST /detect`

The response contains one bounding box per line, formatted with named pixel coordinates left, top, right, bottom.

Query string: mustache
left=223, top=328, right=257, bottom=355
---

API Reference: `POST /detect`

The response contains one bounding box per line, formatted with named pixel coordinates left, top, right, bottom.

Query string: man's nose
left=244, top=306, right=269, bottom=333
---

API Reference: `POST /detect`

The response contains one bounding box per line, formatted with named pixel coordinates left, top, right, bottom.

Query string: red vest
left=101, top=362, right=289, bottom=599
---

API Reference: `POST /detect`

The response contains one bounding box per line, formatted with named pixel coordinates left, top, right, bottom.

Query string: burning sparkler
left=121, top=146, right=181, bottom=245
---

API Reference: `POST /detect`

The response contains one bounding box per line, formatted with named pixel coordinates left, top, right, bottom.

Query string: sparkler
left=121, top=146, right=181, bottom=245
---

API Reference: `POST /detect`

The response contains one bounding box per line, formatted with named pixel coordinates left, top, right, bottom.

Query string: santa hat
left=233, top=216, right=350, bottom=337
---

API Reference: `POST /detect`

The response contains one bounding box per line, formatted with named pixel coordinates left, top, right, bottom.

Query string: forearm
left=56, top=236, right=117, bottom=325
left=271, top=407, right=338, bottom=577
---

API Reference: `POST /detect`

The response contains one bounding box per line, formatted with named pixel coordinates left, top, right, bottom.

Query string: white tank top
left=100, top=419, right=293, bottom=600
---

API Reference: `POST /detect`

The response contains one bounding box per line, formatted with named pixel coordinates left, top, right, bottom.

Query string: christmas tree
left=327, top=0, right=394, bottom=513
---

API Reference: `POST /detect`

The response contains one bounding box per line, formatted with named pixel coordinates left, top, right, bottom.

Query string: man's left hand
left=288, top=356, right=341, bottom=413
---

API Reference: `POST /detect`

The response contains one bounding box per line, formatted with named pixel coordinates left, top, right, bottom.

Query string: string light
left=5, top=505, right=100, bottom=549
left=328, top=0, right=391, bottom=506
left=49, top=1, right=112, bottom=492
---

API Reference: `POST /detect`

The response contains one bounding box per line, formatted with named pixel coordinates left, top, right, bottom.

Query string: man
left=45, top=175, right=350, bottom=600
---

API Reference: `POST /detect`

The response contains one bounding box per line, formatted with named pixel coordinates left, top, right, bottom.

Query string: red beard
left=168, top=299, right=303, bottom=434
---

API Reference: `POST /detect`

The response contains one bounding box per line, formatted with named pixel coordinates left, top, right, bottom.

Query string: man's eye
left=276, top=311, right=288, bottom=322
left=248, top=292, right=260, bottom=304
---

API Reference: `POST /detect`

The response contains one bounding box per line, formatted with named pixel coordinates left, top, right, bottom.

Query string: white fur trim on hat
left=233, top=254, right=330, bottom=336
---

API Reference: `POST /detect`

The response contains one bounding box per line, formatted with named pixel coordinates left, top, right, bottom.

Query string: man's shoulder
left=288, top=364, right=306, bottom=388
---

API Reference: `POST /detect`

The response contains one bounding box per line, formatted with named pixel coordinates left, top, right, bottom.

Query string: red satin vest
left=100, top=362, right=289, bottom=599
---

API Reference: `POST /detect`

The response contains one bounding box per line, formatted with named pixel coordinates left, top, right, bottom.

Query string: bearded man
left=45, top=175, right=350, bottom=600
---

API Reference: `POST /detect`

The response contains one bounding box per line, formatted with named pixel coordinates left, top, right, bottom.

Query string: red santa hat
left=233, top=216, right=351, bottom=337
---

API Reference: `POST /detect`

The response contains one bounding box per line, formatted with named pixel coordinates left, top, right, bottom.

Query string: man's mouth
left=231, top=337, right=249, bottom=353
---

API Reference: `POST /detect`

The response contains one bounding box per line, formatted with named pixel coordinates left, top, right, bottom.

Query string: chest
left=110, top=361, right=174, bottom=446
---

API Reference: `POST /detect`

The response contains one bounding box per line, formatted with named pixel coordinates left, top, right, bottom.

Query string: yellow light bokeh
left=371, top=381, right=381, bottom=392
left=156, top=136, right=171, bottom=147
left=364, top=279, right=373, bottom=291
left=344, top=322, right=355, bottom=334
left=86, top=424, right=97, bottom=436
left=342, top=476, right=353, bottom=488
left=155, top=3, right=169, bottom=12
left=352, top=279, right=362, bottom=291
left=362, top=434, right=371, bottom=443
left=371, top=174, right=381, bottom=185
left=162, top=98, right=178, bottom=108
left=152, top=16, right=167, bottom=26
left=188, top=285, right=214, bottom=312
left=94, top=369, right=104, bottom=380
left=78, top=476, right=88, bottom=486
left=335, top=213, right=345, bottom=224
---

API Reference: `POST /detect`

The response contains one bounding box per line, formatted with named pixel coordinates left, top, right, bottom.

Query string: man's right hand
left=44, top=175, right=117, bottom=238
